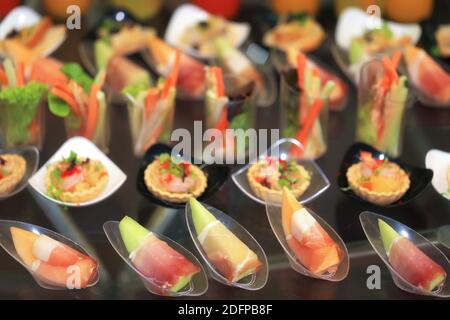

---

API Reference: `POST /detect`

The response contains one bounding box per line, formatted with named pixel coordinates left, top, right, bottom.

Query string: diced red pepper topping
left=361, top=182, right=373, bottom=190
left=61, top=166, right=81, bottom=178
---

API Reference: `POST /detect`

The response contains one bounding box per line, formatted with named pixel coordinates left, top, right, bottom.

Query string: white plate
left=335, top=7, right=421, bottom=50
left=425, top=149, right=450, bottom=200
left=28, top=136, right=126, bottom=207
left=164, top=3, right=250, bottom=60
left=0, top=6, right=41, bottom=40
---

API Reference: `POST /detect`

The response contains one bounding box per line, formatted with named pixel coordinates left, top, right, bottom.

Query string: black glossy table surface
left=0, top=6, right=449, bottom=300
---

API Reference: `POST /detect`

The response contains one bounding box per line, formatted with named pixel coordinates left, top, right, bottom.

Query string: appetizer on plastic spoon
left=378, top=218, right=446, bottom=292
left=119, top=216, right=201, bottom=293
left=281, top=187, right=343, bottom=275
left=10, top=226, right=98, bottom=289
left=188, top=198, right=262, bottom=283
left=404, top=46, right=450, bottom=106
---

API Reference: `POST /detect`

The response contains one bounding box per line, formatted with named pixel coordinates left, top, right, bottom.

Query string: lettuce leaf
left=60, top=63, right=93, bottom=93
left=48, top=93, right=70, bottom=117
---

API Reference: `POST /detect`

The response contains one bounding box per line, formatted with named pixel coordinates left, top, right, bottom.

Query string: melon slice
left=189, top=198, right=262, bottom=282
left=379, top=219, right=446, bottom=292
left=119, top=216, right=200, bottom=292
left=281, top=188, right=341, bottom=274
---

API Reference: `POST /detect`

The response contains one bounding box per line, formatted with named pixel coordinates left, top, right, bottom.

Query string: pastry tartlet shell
left=346, top=163, right=410, bottom=206
left=144, top=160, right=207, bottom=203
left=0, top=154, right=26, bottom=195
left=45, top=159, right=109, bottom=204
left=247, top=162, right=311, bottom=203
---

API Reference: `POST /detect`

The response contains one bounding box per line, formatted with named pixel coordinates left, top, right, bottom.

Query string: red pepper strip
left=61, top=166, right=81, bottom=178
left=16, top=62, right=25, bottom=87
left=295, top=99, right=324, bottom=147
left=215, top=107, right=229, bottom=132
left=144, top=88, right=160, bottom=119
left=0, top=66, right=8, bottom=86
left=214, top=67, right=225, bottom=97
left=84, top=84, right=100, bottom=139
left=50, top=87, right=81, bottom=116
left=390, top=51, right=402, bottom=70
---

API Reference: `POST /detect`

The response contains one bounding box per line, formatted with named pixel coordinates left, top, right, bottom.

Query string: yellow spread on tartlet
left=45, top=151, right=108, bottom=203
left=0, top=154, right=26, bottom=195
left=346, top=151, right=410, bottom=206
left=247, top=157, right=311, bottom=203
left=144, top=153, right=207, bottom=203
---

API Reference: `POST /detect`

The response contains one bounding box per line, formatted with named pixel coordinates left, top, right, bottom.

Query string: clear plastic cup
left=356, top=59, right=413, bottom=157
left=280, top=69, right=329, bottom=160
left=0, top=98, right=46, bottom=150
left=126, top=90, right=176, bottom=157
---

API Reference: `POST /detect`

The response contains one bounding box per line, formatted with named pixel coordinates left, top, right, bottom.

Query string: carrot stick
left=296, top=53, right=306, bottom=91
left=145, top=89, right=160, bottom=119
left=390, top=51, right=402, bottom=70
left=295, top=99, right=324, bottom=145
left=216, top=67, right=225, bottom=97
left=16, top=62, right=25, bottom=87
left=50, top=87, right=81, bottom=116
left=0, top=66, right=8, bottom=86
left=215, top=107, right=229, bottom=132
left=54, top=82, right=73, bottom=96
left=84, top=84, right=100, bottom=139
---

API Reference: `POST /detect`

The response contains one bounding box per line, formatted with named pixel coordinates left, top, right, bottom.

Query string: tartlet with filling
left=0, top=154, right=26, bottom=195
left=346, top=151, right=410, bottom=205
left=247, top=157, right=311, bottom=203
left=144, top=153, right=207, bottom=203
left=45, top=151, right=108, bottom=203
left=263, top=14, right=325, bottom=53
